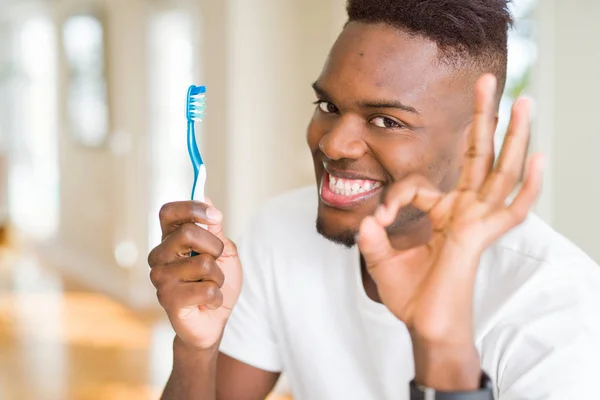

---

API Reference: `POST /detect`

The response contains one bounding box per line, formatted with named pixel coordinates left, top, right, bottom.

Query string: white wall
left=533, top=0, right=600, bottom=262
left=41, top=0, right=152, bottom=307
left=225, top=0, right=346, bottom=239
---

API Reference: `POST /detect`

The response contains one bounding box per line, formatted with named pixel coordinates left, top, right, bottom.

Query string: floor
left=0, top=229, right=291, bottom=400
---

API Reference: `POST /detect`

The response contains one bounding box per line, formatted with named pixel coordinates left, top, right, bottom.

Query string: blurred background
left=0, top=0, right=598, bottom=399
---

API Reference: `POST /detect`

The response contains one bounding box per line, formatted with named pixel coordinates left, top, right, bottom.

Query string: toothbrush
left=186, top=85, right=207, bottom=229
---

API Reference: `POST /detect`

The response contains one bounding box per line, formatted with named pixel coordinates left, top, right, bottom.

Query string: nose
left=318, top=116, right=368, bottom=161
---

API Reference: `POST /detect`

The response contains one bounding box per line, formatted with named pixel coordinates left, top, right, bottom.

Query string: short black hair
left=346, top=0, right=514, bottom=96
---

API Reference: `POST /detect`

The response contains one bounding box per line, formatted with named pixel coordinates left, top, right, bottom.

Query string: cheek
left=369, top=137, right=431, bottom=180
left=436, top=146, right=463, bottom=190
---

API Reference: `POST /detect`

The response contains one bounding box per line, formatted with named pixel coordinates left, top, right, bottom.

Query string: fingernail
left=517, top=96, right=532, bottom=108
left=206, top=207, right=220, bottom=222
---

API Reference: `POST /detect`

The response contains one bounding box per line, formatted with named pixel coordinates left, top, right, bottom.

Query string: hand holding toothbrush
left=149, top=85, right=242, bottom=351
left=148, top=199, right=243, bottom=351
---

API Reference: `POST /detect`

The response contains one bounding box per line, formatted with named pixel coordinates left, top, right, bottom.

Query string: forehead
left=319, top=22, right=470, bottom=116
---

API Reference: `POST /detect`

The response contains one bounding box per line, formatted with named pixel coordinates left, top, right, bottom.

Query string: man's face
left=308, top=22, right=475, bottom=247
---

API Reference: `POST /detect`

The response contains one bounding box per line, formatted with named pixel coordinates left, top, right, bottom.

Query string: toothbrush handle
left=192, top=164, right=207, bottom=204
left=190, top=164, right=207, bottom=258
left=193, top=164, right=207, bottom=230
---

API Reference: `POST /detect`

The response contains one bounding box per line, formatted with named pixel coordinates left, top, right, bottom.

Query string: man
left=148, top=1, right=600, bottom=399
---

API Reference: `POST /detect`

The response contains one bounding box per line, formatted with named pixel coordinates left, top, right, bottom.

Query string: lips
left=320, top=170, right=383, bottom=209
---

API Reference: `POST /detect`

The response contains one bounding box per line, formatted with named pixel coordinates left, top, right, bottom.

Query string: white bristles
left=189, top=94, right=206, bottom=121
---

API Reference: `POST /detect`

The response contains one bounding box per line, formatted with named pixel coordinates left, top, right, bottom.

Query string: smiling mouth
left=320, top=170, right=383, bottom=209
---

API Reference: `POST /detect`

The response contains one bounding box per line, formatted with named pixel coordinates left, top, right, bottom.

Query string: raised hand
left=356, top=74, right=544, bottom=389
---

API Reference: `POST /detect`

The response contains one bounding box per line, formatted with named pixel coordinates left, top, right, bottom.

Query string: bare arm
left=161, top=338, right=279, bottom=400
left=216, top=353, right=280, bottom=400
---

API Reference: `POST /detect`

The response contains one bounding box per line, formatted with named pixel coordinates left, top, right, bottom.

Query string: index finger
left=159, top=201, right=222, bottom=240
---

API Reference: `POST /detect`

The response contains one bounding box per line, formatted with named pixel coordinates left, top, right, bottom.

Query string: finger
left=148, top=223, right=224, bottom=266
left=374, top=174, right=443, bottom=227
left=457, top=74, right=497, bottom=191
left=161, top=281, right=224, bottom=312
left=480, top=97, right=532, bottom=207
left=356, top=216, right=395, bottom=268
left=159, top=201, right=223, bottom=239
left=150, top=254, right=225, bottom=288
left=484, top=153, right=544, bottom=234
left=204, top=197, right=238, bottom=257
left=428, top=190, right=461, bottom=230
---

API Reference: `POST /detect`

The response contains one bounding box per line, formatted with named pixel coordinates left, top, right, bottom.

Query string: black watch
left=409, top=372, right=494, bottom=400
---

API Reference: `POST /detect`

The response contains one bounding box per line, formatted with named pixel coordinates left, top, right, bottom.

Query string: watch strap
left=409, top=372, right=494, bottom=400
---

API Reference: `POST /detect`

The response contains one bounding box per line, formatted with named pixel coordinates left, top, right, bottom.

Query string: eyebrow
left=311, top=81, right=420, bottom=115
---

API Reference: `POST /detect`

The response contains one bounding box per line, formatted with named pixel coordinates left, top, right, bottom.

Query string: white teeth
left=327, top=175, right=382, bottom=197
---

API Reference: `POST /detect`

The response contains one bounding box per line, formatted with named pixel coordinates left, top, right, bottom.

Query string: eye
left=370, top=116, right=403, bottom=129
left=315, top=100, right=339, bottom=114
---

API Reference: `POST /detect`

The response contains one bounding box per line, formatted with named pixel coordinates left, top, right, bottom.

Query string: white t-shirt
left=220, top=186, right=600, bottom=400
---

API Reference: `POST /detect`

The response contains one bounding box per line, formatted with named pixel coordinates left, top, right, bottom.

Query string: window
left=497, top=0, right=538, bottom=151
left=7, top=15, right=59, bottom=238
left=147, top=9, right=199, bottom=251
left=62, top=14, right=109, bottom=148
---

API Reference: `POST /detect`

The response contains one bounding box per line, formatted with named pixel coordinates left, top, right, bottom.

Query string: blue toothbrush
left=186, top=85, right=207, bottom=204
left=186, top=85, right=207, bottom=236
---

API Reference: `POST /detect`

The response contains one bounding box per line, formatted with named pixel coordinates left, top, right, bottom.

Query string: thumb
left=204, top=197, right=237, bottom=257
left=356, top=216, right=395, bottom=269
left=203, top=197, right=226, bottom=241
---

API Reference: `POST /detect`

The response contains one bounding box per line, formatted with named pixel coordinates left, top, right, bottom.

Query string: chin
left=315, top=201, right=371, bottom=248
left=315, top=215, right=357, bottom=248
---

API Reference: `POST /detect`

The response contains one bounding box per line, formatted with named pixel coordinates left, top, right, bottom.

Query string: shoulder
left=475, top=213, right=600, bottom=343
left=239, top=186, right=323, bottom=251
left=476, top=214, right=600, bottom=336
left=494, top=213, right=596, bottom=270
left=476, top=214, right=600, bottom=323
left=477, top=215, right=600, bottom=396
left=479, top=213, right=599, bottom=291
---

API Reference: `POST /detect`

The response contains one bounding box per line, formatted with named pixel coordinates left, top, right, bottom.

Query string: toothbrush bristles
left=188, top=86, right=206, bottom=121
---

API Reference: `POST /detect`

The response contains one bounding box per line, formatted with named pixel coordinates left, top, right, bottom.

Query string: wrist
left=411, top=339, right=481, bottom=391
left=173, top=335, right=221, bottom=360
left=169, top=336, right=220, bottom=398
